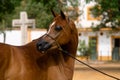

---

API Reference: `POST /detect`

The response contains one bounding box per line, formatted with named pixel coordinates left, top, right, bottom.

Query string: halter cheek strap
left=43, top=17, right=70, bottom=51
left=44, top=33, right=62, bottom=50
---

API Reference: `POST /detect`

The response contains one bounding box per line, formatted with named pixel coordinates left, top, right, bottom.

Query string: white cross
left=12, top=11, right=35, bottom=45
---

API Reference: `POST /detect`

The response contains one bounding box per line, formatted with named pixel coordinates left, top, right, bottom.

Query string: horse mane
left=59, top=15, right=78, bottom=55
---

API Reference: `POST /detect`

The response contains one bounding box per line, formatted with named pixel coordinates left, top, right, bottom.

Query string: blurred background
left=0, top=0, right=120, bottom=80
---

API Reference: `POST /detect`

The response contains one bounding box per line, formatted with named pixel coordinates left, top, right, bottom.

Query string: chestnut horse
left=36, top=10, right=78, bottom=80
left=0, top=10, right=78, bottom=80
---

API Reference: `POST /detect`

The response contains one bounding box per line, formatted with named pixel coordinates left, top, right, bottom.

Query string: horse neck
left=61, top=26, right=78, bottom=67
left=63, top=25, right=78, bottom=56
left=45, top=30, right=78, bottom=79
left=67, top=20, right=78, bottom=55
left=25, top=38, right=43, bottom=59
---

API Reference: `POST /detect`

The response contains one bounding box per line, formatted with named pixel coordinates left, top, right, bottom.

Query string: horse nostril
left=36, top=42, right=42, bottom=51
left=43, top=43, right=52, bottom=50
left=36, top=41, right=52, bottom=51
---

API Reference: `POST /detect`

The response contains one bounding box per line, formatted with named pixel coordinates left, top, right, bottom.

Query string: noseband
left=44, top=33, right=63, bottom=51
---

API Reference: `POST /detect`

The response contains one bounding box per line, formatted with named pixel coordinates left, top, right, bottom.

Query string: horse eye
left=55, top=26, right=62, bottom=31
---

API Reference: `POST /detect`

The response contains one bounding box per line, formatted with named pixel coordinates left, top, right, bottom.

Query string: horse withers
left=0, top=10, right=78, bottom=80
left=37, top=10, right=78, bottom=80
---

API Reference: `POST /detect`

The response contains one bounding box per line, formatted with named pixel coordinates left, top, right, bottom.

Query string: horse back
left=0, top=43, right=42, bottom=80
left=0, top=43, right=12, bottom=79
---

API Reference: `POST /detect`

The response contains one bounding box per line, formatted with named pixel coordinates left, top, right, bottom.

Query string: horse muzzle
left=36, top=40, right=52, bottom=52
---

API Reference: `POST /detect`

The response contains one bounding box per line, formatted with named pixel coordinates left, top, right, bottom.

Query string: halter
left=44, top=33, right=63, bottom=51
left=43, top=17, right=71, bottom=51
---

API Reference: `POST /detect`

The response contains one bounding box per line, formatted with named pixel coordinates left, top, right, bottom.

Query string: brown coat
left=0, top=10, right=78, bottom=80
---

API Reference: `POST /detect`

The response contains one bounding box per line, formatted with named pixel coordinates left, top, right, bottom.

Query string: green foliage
left=0, top=0, right=21, bottom=32
left=0, top=0, right=21, bottom=21
left=78, top=40, right=90, bottom=57
left=86, top=0, right=120, bottom=29
left=7, top=0, right=60, bottom=29
left=78, top=40, right=96, bottom=60
left=25, top=0, right=59, bottom=28
left=0, top=0, right=80, bottom=29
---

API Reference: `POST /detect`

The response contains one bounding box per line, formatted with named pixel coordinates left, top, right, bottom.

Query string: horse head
left=37, top=10, right=78, bottom=53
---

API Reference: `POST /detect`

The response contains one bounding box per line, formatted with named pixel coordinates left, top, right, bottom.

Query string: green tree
left=26, top=0, right=59, bottom=28
left=11, top=0, right=60, bottom=29
left=0, top=0, right=80, bottom=29
left=0, top=0, right=21, bottom=22
left=12, top=0, right=80, bottom=29
left=86, top=0, right=120, bottom=29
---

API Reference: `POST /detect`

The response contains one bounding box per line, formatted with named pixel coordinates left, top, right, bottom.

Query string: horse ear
left=51, top=9, right=57, bottom=17
left=60, top=10, right=66, bottom=19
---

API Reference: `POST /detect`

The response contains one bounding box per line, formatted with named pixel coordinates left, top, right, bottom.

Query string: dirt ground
left=73, top=61, right=120, bottom=80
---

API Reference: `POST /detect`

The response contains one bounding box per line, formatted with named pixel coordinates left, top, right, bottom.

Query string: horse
left=0, top=10, right=78, bottom=80
left=36, top=10, right=78, bottom=80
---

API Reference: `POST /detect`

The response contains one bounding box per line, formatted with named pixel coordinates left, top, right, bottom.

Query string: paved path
left=73, top=61, right=120, bottom=80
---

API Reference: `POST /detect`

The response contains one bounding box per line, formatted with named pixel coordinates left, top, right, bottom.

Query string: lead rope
left=59, top=48, right=120, bottom=80
left=44, top=33, right=120, bottom=80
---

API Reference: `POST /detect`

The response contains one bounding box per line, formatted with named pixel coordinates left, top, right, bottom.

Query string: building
left=76, top=0, right=120, bottom=61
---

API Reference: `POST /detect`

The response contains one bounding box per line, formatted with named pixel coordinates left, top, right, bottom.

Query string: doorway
left=89, top=37, right=98, bottom=61
left=112, top=38, right=120, bottom=61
